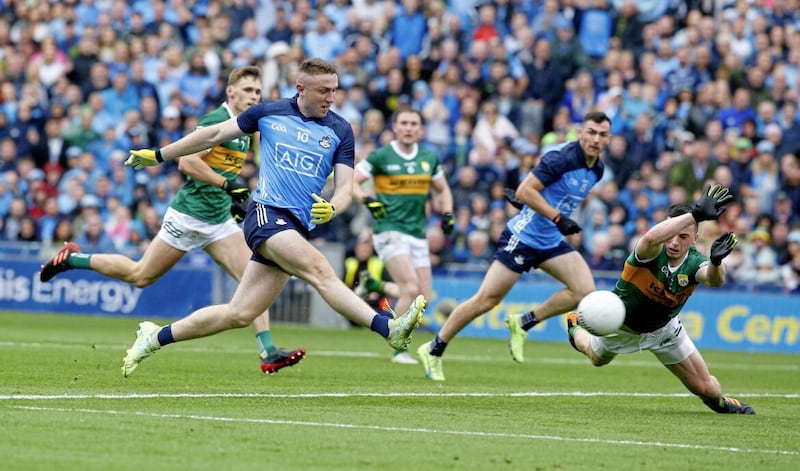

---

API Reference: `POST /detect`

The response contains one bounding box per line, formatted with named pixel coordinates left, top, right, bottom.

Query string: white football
left=576, top=290, right=626, bottom=336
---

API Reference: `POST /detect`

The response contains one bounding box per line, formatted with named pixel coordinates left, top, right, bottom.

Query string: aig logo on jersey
left=275, top=142, right=324, bottom=177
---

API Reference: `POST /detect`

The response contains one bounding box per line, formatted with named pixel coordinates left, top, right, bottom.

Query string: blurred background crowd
left=1, top=0, right=800, bottom=293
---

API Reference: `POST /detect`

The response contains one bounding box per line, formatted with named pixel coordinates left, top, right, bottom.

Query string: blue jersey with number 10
left=237, top=96, right=355, bottom=230
left=507, top=141, right=604, bottom=249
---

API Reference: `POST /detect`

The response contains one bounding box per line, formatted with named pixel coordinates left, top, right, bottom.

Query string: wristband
left=155, top=149, right=164, bottom=163
left=552, top=214, right=561, bottom=223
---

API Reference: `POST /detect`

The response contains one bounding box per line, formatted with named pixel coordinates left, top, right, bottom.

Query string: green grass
left=1, top=311, right=798, bottom=471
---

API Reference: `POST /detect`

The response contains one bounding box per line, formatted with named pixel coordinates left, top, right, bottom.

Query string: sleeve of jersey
left=532, top=151, right=563, bottom=186
left=355, top=158, right=373, bottom=177
left=236, top=102, right=271, bottom=134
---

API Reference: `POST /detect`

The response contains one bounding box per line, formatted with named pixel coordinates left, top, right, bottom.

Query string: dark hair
left=667, top=202, right=698, bottom=231
left=667, top=203, right=692, bottom=218
left=583, top=111, right=611, bottom=126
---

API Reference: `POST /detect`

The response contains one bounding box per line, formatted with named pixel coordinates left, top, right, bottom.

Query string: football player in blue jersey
left=120, top=58, right=427, bottom=377
left=417, top=111, right=611, bottom=381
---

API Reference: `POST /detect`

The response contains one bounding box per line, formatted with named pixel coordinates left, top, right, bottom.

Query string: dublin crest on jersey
left=319, top=136, right=331, bottom=149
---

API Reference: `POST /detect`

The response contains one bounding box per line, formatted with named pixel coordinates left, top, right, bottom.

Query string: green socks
left=256, top=331, right=276, bottom=359
left=67, top=253, right=92, bottom=269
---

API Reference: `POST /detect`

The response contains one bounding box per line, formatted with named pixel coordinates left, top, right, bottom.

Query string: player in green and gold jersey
left=39, top=66, right=305, bottom=375
left=566, top=186, right=754, bottom=414
left=353, top=107, right=454, bottom=364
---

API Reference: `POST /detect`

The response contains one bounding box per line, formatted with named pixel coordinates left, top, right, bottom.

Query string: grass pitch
left=1, top=311, right=798, bottom=471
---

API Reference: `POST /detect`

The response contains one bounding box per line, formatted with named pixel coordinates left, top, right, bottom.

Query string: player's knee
left=130, top=274, right=157, bottom=289
left=227, top=312, right=254, bottom=329
left=475, top=294, right=501, bottom=313
left=304, top=261, right=336, bottom=288
left=399, top=281, right=422, bottom=298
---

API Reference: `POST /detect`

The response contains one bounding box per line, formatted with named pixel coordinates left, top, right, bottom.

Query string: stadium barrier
left=1, top=243, right=797, bottom=354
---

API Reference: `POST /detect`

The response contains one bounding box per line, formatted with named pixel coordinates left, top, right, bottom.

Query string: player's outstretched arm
left=125, top=119, right=244, bottom=169
left=696, top=232, right=737, bottom=287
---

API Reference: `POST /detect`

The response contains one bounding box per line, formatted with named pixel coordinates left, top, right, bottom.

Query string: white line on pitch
left=1, top=391, right=798, bottom=400
left=9, top=405, right=798, bottom=456
left=0, top=340, right=797, bottom=371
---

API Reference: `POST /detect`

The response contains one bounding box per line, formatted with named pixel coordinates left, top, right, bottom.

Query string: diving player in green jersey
left=353, top=107, right=454, bottom=364
left=566, top=185, right=755, bottom=414
left=39, top=66, right=305, bottom=375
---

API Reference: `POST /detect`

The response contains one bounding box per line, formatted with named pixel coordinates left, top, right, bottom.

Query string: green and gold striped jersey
left=170, top=103, right=250, bottom=224
left=613, top=245, right=709, bottom=333
left=358, top=142, right=442, bottom=239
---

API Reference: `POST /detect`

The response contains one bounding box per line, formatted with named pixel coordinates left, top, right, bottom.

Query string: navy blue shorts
left=243, top=202, right=309, bottom=267
left=493, top=228, right=575, bottom=273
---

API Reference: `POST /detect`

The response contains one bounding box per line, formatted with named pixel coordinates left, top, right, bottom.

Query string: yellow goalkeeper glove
left=310, top=193, right=336, bottom=225
left=125, top=149, right=164, bottom=170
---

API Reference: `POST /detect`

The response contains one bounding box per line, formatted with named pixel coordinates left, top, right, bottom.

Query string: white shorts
left=157, top=207, right=242, bottom=252
left=372, top=231, right=431, bottom=269
left=589, top=316, right=697, bottom=366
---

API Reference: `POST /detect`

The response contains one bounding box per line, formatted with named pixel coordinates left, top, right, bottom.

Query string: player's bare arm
left=516, top=173, right=558, bottom=219
left=352, top=167, right=371, bottom=202
left=329, top=162, right=355, bottom=213
left=178, top=151, right=227, bottom=187
left=430, top=175, right=453, bottom=214
left=160, top=119, right=245, bottom=161
left=695, top=262, right=726, bottom=287
left=635, top=213, right=696, bottom=260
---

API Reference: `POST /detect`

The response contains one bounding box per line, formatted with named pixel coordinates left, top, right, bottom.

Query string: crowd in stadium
left=1, top=0, right=799, bottom=292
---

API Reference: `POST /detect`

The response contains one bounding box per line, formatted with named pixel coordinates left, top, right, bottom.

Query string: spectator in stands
left=178, top=52, right=215, bottom=116
left=303, top=13, right=345, bottom=63
left=668, top=138, right=717, bottom=201
left=472, top=99, right=519, bottom=159
left=550, top=15, right=588, bottom=81
left=391, top=0, right=426, bottom=61
left=748, top=140, right=780, bottom=215
left=229, top=18, right=270, bottom=62
left=519, top=37, right=563, bottom=138
left=717, top=87, right=757, bottom=131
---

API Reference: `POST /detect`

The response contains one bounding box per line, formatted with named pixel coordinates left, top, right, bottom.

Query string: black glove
left=691, top=184, right=732, bottom=222
left=503, top=188, right=524, bottom=210
left=441, top=212, right=454, bottom=235
left=363, top=196, right=388, bottom=219
left=710, top=232, right=737, bottom=266
left=221, top=179, right=251, bottom=204
left=230, top=199, right=248, bottom=223
left=552, top=213, right=581, bottom=235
